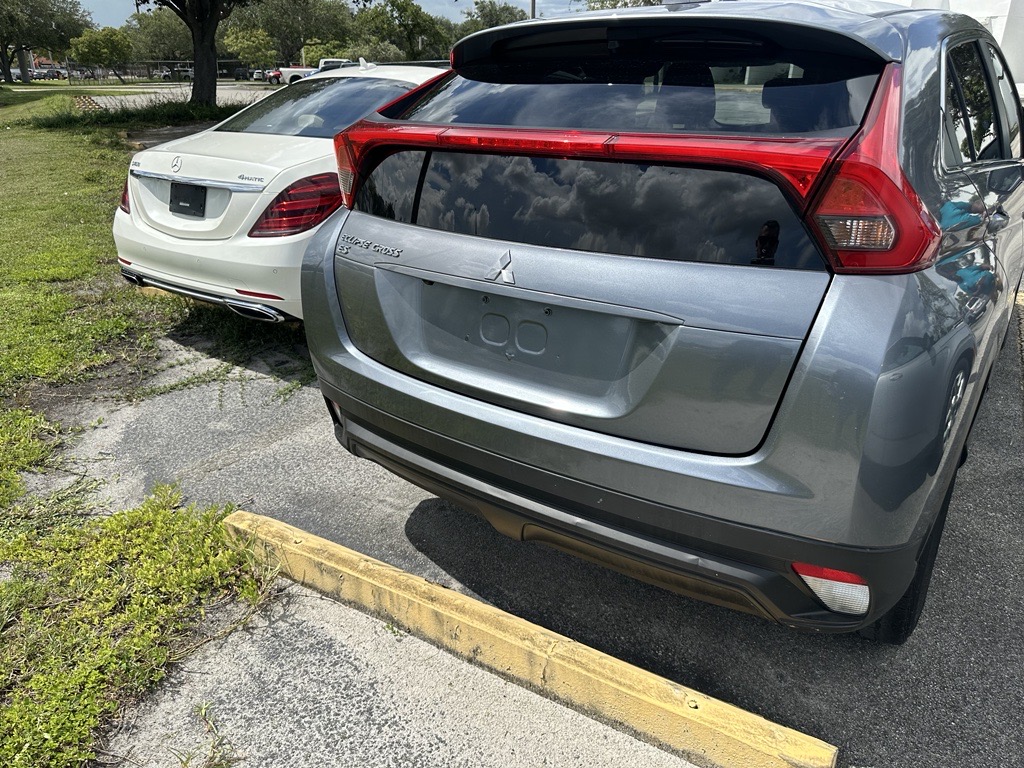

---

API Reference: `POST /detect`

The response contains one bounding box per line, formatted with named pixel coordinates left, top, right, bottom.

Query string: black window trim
left=941, top=35, right=1014, bottom=172
left=981, top=41, right=1023, bottom=161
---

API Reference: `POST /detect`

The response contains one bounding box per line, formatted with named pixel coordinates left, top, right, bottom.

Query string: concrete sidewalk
left=101, top=581, right=700, bottom=768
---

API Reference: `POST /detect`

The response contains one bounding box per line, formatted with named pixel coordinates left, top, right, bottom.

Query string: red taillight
left=119, top=178, right=130, bottom=213
left=248, top=173, right=344, bottom=237
left=333, top=63, right=936, bottom=275
left=793, top=562, right=870, bottom=615
left=809, top=64, right=940, bottom=274
left=333, top=122, right=843, bottom=211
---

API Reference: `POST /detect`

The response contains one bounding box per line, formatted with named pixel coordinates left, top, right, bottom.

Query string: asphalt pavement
left=37, top=297, right=1024, bottom=768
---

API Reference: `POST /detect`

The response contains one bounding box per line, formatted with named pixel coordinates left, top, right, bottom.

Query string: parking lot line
left=224, top=511, right=838, bottom=768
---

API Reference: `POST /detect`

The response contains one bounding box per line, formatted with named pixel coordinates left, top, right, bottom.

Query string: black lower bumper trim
left=321, top=385, right=926, bottom=632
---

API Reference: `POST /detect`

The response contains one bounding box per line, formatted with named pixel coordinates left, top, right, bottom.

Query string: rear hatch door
left=334, top=147, right=831, bottom=455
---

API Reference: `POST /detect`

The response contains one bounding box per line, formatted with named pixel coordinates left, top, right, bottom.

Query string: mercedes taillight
left=249, top=173, right=344, bottom=237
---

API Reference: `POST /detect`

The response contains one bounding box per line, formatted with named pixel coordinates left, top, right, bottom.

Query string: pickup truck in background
left=267, top=58, right=352, bottom=84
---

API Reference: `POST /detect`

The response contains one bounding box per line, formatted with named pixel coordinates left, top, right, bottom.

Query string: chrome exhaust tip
left=120, top=269, right=144, bottom=286
left=120, top=269, right=288, bottom=323
left=226, top=302, right=286, bottom=323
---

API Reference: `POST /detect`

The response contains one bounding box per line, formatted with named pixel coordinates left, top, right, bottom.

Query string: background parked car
left=234, top=67, right=252, bottom=80
left=114, top=62, right=447, bottom=322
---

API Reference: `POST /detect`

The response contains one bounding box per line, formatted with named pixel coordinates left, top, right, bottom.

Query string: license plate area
left=417, top=281, right=639, bottom=381
left=169, top=182, right=207, bottom=218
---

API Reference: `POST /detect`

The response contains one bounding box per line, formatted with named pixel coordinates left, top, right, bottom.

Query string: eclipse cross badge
left=485, top=250, right=515, bottom=285
left=170, top=156, right=182, bottom=173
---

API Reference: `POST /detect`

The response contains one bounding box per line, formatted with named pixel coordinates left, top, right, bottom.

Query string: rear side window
left=945, top=42, right=1001, bottom=163
left=217, top=77, right=415, bottom=138
left=356, top=151, right=824, bottom=270
left=397, top=42, right=880, bottom=136
left=984, top=43, right=1021, bottom=158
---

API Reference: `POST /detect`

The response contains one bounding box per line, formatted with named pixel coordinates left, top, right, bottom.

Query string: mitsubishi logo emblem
left=485, top=250, right=515, bottom=285
left=170, top=156, right=182, bottom=173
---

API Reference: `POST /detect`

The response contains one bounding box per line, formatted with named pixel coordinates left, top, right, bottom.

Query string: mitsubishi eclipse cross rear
left=301, top=2, right=1024, bottom=643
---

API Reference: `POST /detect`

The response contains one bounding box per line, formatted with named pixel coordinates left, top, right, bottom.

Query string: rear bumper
left=120, top=268, right=292, bottom=323
left=113, top=209, right=306, bottom=320
left=322, top=385, right=924, bottom=632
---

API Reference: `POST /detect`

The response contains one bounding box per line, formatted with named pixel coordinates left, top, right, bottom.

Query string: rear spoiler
left=451, top=11, right=901, bottom=70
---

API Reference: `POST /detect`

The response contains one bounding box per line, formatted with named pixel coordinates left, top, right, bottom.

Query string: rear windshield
left=217, top=76, right=415, bottom=138
left=357, top=151, right=825, bottom=270
left=398, top=38, right=880, bottom=135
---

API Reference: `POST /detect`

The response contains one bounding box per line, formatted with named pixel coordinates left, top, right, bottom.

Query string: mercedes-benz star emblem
left=170, top=156, right=182, bottom=173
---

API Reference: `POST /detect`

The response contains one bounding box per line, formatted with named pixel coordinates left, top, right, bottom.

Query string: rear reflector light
left=249, top=173, right=344, bottom=237
left=118, top=257, right=131, bottom=265
left=333, top=122, right=844, bottom=210
left=119, top=178, right=130, bottom=213
left=793, top=562, right=870, bottom=615
left=235, top=288, right=283, bottom=300
left=809, top=64, right=940, bottom=273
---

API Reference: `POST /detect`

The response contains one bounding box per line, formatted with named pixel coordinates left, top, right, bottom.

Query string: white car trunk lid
left=129, top=132, right=330, bottom=240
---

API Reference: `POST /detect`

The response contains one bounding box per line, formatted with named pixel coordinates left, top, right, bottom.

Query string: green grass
left=0, top=410, right=57, bottom=509
left=0, top=125, right=148, bottom=502
left=0, top=91, right=294, bottom=766
left=0, top=485, right=273, bottom=768
left=0, top=85, right=245, bottom=128
left=0, top=91, right=256, bottom=499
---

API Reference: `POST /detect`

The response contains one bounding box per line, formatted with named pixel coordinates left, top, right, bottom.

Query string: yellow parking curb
left=224, top=511, right=838, bottom=768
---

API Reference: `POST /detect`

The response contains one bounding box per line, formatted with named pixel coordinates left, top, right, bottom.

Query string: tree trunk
left=17, top=49, right=31, bottom=84
left=0, top=46, right=12, bottom=83
left=189, top=23, right=218, bottom=107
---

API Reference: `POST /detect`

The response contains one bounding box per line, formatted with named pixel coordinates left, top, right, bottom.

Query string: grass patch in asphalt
left=0, top=484, right=274, bottom=768
left=0, top=410, right=57, bottom=509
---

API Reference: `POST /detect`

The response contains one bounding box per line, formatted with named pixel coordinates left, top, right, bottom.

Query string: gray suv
left=302, top=1, right=1024, bottom=643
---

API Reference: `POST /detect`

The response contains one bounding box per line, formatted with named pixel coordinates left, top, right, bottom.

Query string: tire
left=269, top=76, right=280, bottom=85
left=926, top=356, right=971, bottom=475
left=941, top=358, right=970, bottom=446
left=856, top=473, right=956, bottom=644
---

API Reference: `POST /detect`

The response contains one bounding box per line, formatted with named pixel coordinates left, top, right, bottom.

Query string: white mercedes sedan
left=113, top=63, right=445, bottom=321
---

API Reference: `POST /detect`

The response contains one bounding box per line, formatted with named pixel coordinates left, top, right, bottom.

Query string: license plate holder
left=169, top=182, right=207, bottom=218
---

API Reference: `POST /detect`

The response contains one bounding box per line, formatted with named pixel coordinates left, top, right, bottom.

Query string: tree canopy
left=70, top=27, right=134, bottom=83
left=124, top=7, right=194, bottom=62
left=225, top=0, right=351, bottom=65
left=223, top=27, right=277, bottom=68
left=0, top=0, right=90, bottom=83
left=458, top=0, right=528, bottom=37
